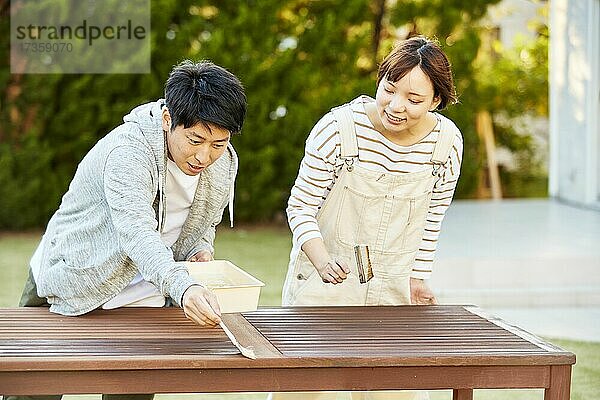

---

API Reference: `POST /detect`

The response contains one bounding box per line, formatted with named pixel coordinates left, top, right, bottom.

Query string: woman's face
left=375, top=66, right=440, bottom=136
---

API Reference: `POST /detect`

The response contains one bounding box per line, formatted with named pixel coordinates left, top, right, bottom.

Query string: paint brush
left=219, top=320, right=256, bottom=360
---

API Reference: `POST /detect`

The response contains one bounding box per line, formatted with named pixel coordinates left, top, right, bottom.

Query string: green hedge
left=1, top=0, right=548, bottom=229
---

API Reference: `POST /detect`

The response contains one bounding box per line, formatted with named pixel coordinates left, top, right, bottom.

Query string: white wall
left=487, top=0, right=545, bottom=48
left=549, top=0, right=600, bottom=208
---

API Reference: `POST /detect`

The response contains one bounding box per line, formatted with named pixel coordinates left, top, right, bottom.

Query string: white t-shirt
left=30, top=158, right=201, bottom=309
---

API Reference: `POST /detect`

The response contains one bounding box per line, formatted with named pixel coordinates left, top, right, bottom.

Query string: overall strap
left=431, top=115, right=459, bottom=176
left=331, top=104, right=359, bottom=159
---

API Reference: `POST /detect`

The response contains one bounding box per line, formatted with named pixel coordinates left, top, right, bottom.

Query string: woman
left=278, top=36, right=462, bottom=400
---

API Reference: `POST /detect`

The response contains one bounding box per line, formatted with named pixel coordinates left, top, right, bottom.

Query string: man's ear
left=162, top=108, right=172, bottom=132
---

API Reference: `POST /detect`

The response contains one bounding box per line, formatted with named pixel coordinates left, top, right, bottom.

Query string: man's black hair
left=165, top=60, right=247, bottom=134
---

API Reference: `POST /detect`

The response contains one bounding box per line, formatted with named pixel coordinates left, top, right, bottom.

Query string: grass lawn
left=0, top=228, right=598, bottom=399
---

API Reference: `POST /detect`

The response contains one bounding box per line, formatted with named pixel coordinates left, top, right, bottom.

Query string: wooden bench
left=0, top=305, right=575, bottom=399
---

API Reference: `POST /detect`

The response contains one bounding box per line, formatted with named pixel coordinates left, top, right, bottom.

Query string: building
left=549, top=0, right=600, bottom=209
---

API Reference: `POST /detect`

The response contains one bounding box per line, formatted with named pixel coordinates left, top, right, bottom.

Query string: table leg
left=544, top=365, right=572, bottom=400
left=452, top=389, right=473, bottom=400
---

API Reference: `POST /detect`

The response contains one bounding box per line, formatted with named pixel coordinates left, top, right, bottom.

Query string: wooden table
left=0, top=305, right=575, bottom=399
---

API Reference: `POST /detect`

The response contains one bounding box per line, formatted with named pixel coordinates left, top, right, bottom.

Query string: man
left=20, top=59, right=246, bottom=329
left=8, top=60, right=246, bottom=400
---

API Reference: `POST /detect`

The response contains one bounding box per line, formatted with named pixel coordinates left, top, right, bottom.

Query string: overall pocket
left=376, top=269, right=412, bottom=305
left=387, top=190, right=433, bottom=254
left=290, top=251, right=366, bottom=306
left=335, top=185, right=412, bottom=254
left=363, top=249, right=414, bottom=305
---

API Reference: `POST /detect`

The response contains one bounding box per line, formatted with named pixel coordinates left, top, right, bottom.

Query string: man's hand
left=410, top=278, right=437, bottom=305
left=315, top=259, right=351, bottom=284
left=188, top=250, right=213, bottom=262
left=182, top=285, right=221, bottom=326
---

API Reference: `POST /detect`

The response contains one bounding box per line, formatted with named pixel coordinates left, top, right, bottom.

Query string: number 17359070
left=20, top=42, right=73, bottom=53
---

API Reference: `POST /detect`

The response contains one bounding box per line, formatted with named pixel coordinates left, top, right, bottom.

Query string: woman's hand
left=181, top=285, right=221, bottom=326
left=316, top=259, right=351, bottom=284
left=301, top=237, right=350, bottom=284
left=188, top=250, right=213, bottom=262
left=410, top=278, right=437, bottom=305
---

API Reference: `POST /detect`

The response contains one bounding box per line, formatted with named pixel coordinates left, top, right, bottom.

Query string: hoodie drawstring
left=158, top=176, right=165, bottom=232
left=229, top=173, right=235, bottom=228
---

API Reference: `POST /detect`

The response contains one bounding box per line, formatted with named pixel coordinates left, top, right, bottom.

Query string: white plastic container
left=185, top=260, right=265, bottom=313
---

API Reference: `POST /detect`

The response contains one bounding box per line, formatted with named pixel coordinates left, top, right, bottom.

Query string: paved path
left=430, top=199, right=600, bottom=342
left=487, top=306, right=600, bottom=342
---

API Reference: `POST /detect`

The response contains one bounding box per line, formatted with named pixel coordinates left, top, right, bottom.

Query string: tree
left=0, top=0, right=547, bottom=229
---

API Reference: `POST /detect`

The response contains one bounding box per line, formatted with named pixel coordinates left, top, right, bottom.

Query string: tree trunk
left=372, top=0, right=386, bottom=61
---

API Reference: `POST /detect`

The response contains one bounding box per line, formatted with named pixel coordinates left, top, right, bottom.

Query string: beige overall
left=274, top=105, right=455, bottom=400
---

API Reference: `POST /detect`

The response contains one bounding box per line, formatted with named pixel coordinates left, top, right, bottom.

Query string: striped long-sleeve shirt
left=286, top=96, right=463, bottom=279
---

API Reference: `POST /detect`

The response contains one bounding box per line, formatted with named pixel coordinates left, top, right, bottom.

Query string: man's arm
left=185, top=213, right=221, bottom=260
left=103, top=144, right=196, bottom=307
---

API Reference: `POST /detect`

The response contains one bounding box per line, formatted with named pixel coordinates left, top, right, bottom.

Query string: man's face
left=162, top=109, right=230, bottom=176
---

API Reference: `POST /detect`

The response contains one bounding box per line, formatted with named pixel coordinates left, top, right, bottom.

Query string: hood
left=122, top=100, right=169, bottom=230
left=123, top=99, right=167, bottom=173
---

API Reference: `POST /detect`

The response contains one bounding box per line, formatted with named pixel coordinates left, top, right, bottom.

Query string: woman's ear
left=430, top=96, right=441, bottom=112
left=162, top=108, right=172, bottom=132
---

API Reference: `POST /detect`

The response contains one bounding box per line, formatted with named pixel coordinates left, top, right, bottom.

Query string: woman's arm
left=286, top=113, right=350, bottom=283
left=410, top=131, right=463, bottom=304
left=412, top=131, right=464, bottom=280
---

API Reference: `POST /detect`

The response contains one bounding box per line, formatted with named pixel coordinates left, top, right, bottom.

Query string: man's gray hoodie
left=35, top=100, right=238, bottom=316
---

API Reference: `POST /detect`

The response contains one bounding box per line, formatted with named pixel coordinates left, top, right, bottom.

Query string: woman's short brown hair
left=377, top=36, right=458, bottom=110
